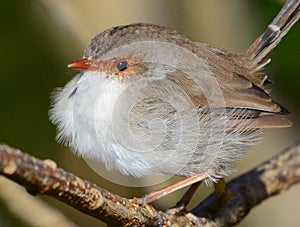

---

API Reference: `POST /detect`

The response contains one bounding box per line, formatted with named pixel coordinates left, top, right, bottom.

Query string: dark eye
left=117, top=61, right=129, bottom=71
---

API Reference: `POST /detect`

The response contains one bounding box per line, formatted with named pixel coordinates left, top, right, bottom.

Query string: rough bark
left=0, top=141, right=300, bottom=226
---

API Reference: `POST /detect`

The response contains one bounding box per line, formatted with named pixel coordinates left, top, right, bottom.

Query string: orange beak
left=67, top=58, right=94, bottom=70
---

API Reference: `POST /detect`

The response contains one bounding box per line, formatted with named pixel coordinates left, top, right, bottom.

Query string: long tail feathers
left=245, top=0, right=300, bottom=67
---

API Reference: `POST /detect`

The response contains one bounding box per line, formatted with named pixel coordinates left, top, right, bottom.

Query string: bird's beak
left=67, top=58, right=94, bottom=70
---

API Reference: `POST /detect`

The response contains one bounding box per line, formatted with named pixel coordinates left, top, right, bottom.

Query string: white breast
left=50, top=72, right=126, bottom=164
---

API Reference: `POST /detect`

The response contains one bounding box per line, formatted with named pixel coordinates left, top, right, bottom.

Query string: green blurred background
left=0, top=0, right=299, bottom=226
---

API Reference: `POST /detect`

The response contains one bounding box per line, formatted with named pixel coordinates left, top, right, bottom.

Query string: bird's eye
left=117, top=61, right=129, bottom=72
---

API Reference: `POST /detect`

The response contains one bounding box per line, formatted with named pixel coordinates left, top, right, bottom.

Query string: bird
left=50, top=0, right=299, bottom=204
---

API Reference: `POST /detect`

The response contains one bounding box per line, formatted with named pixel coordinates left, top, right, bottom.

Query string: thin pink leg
left=176, top=181, right=202, bottom=207
left=135, top=172, right=208, bottom=204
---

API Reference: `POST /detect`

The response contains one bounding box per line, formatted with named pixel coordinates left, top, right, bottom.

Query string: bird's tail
left=244, top=0, right=299, bottom=69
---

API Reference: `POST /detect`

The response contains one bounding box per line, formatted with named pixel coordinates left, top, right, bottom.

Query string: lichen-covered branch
left=0, top=144, right=158, bottom=226
left=0, top=141, right=300, bottom=226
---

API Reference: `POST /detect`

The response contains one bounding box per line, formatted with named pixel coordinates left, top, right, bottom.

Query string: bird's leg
left=210, top=178, right=231, bottom=212
left=176, top=181, right=202, bottom=208
left=134, top=172, right=208, bottom=204
left=166, top=181, right=202, bottom=214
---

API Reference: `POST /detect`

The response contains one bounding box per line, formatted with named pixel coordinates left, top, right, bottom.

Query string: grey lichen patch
left=15, top=157, right=23, bottom=165
left=3, top=160, right=17, bottom=175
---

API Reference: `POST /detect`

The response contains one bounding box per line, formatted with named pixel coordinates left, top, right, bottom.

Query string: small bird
left=50, top=0, right=299, bottom=204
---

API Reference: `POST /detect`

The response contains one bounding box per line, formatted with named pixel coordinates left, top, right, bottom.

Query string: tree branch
left=192, top=140, right=300, bottom=226
left=0, top=141, right=300, bottom=226
left=0, top=144, right=157, bottom=226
